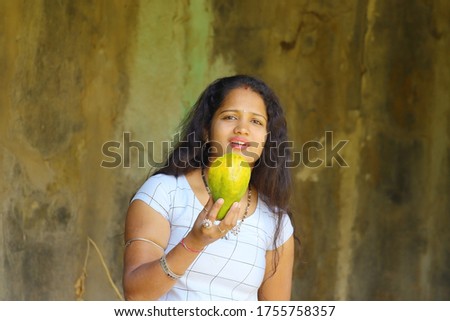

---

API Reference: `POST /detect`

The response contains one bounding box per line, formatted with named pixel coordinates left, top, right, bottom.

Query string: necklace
left=201, top=167, right=251, bottom=236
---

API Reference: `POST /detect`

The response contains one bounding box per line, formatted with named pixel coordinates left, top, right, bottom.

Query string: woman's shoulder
left=130, top=173, right=189, bottom=206
left=143, top=172, right=187, bottom=187
left=146, top=173, right=178, bottom=184
left=256, top=198, right=293, bottom=229
left=255, top=198, right=294, bottom=248
left=133, top=173, right=184, bottom=199
left=256, top=198, right=284, bottom=218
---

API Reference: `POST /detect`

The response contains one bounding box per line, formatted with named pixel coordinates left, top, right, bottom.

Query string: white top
left=131, top=173, right=294, bottom=301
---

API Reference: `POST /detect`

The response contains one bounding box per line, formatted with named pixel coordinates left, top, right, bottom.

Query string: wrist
left=181, top=235, right=205, bottom=253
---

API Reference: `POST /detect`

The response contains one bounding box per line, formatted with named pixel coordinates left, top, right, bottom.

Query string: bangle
left=180, top=237, right=204, bottom=253
left=124, top=237, right=165, bottom=252
left=159, top=255, right=183, bottom=280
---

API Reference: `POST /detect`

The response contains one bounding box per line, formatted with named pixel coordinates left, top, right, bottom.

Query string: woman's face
left=209, top=87, right=268, bottom=165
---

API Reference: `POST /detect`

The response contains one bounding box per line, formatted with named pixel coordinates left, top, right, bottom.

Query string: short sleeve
left=131, top=174, right=174, bottom=220
left=268, top=213, right=294, bottom=250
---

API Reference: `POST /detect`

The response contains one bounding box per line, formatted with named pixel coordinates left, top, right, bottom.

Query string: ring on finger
left=202, top=218, right=213, bottom=229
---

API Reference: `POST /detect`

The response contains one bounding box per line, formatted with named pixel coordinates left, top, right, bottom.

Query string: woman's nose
left=234, top=121, right=249, bottom=135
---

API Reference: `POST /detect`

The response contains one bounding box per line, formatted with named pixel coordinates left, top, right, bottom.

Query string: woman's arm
left=123, top=197, right=240, bottom=300
left=122, top=200, right=202, bottom=300
left=258, top=235, right=295, bottom=301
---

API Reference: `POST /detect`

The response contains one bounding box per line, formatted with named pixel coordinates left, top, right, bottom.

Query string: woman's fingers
left=197, top=198, right=243, bottom=238
left=203, top=197, right=224, bottom=222
left=217, top=202, right=240, bottom=234
left=197, top=197, right=223, bottom=231
left=225, top=202, right=240, bottom=225
left=199, top=197, right=214, bottom=219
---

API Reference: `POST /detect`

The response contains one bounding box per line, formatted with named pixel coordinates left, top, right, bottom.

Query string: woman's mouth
left=229, top=138, right=249, bottom=150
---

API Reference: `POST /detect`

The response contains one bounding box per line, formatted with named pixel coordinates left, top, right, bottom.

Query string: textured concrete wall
left=0, top=0, right=448, bottom=300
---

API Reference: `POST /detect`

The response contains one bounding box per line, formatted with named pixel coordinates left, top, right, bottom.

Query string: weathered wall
left=0, top=0, right=449, bottom=300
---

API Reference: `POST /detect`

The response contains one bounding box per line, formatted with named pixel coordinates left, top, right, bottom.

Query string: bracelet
left=124, top=237, right=165, bottom=252
left=159, top=255, right=183, bottom=280
left=180, top=237, right=204, bottom=253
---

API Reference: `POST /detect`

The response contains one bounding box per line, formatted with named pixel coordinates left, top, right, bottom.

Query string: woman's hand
left=185, top=197, right=241, bottom=249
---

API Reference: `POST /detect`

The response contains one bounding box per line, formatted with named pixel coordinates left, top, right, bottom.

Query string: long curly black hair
left=154, top=74, right=295, bottom=267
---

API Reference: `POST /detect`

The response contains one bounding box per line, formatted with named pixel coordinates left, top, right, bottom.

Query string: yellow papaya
left=207, top=153, right=251, bottom=220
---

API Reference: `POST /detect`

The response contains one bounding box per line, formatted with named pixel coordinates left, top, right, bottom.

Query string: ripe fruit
left=207, top=153, right=251, bottom=220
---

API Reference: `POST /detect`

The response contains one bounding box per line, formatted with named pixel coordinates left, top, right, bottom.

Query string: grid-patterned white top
left=132, top=173, right=294, bottom=301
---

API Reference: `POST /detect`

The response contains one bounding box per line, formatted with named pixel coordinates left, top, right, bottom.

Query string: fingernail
left=217, top=198, right=224, bottom=204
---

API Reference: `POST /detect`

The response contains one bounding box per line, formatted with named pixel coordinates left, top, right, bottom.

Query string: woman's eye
left=251, top=119, right=263, bottom=126
left=223, top=115, right=237, bottom=120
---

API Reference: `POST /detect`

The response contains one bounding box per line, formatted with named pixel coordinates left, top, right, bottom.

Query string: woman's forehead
left=219, top=88, right=267, bottom=116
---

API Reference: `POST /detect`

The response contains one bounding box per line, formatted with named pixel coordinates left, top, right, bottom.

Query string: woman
left=123, top=75, right=295, bottom=300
